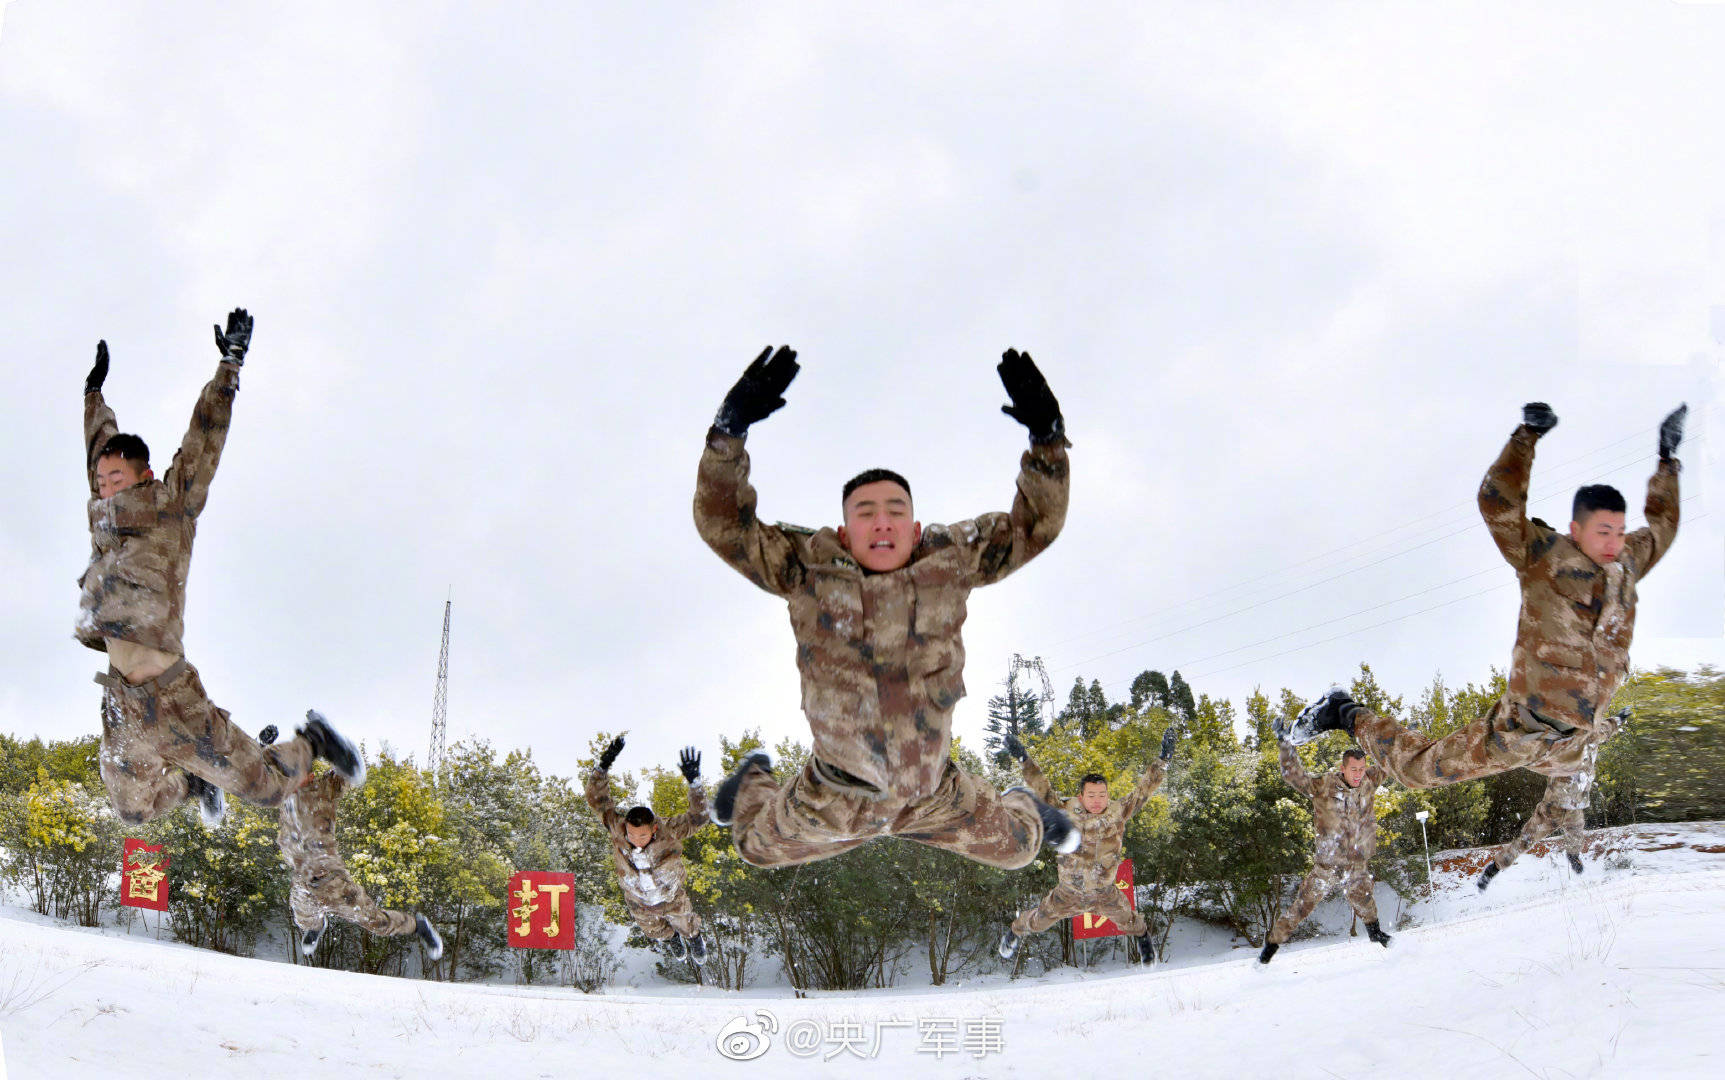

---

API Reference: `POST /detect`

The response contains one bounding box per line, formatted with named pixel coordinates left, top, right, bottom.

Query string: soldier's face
left=1080, top=782, right=1110, bottom=815
left=1569, top=510, right=1627, bottom=565
left=839, top=480, right=921, bottom=572
left=1341, top=756, right=1369, bottom=787
left=95, top=455, right=151, bottom=499
left=624, top=822, right=657, bottom=848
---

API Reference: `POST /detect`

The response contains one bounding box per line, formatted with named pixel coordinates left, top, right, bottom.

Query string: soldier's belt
left=812, top=757, right=886, bottom=797
left=1515, top=703, right=1579, bottom=737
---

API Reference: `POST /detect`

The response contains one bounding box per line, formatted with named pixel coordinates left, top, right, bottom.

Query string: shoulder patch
left=1530, top=517, right=1552, bottom=530
left=774, top=521, right=817, bottom=536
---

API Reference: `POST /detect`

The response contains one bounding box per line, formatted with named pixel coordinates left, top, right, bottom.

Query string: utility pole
left=430, top=591, right=451, bottom=776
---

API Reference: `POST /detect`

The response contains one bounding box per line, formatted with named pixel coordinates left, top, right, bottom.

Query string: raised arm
left=1121, top=726, right=1176, bottom=819
left=161, top=309, right=251, bottom=519
left=693, top=346, right=807, bottom=596
left=1277, top=740, right=1315, bottom=798
left=1478, top=403, right=1556, bottom=571
left=1623, top=405, right=1684, bottom=578
left=1018, top=751, right=1060, bottom=806
left=662, top=747, right=709, bottom=841
left=582, top=736, right=626, bottom=832
left=84, top=342, right=119, bottom=494
left=950, top=350, right=1070, bottom=587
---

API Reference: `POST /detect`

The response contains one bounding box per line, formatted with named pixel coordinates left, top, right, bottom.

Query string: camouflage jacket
left=1542, top=709, right=1625, bottom=810
left=1479, top=427, right=1679, bottom=735
left=694, top=427, right=1069, bottom=800
left=584, top=768, right=707, bottom=908
left=1279, top=743, right=1383, bottom=866
left=1021, top=754, right=1165, bottom=892
left=78, top=360, right=242, bottom=656
left=277, top=771, right=347, bottom=870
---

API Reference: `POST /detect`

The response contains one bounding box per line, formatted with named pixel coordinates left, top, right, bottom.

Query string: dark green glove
left=1659, top=404, right=1686, bottom=461
left=1521, top=401, right=1558, bottom=436
left=1003, top=732, right=1028, bottom=763
left=598, top=735, right=625, bottom=772
left=1159, top=726, right=1176, bottom=762
left=214, top=308, right=253, bottom=364
left=86, top=341, right=110, bottom=395
left=679, top=746, right=701, bottom=783
left=714, top=345, right=799, bottom=437
left=257, top=724, right=278, bottom=746
left=998, top=349, right=1064, bottom=444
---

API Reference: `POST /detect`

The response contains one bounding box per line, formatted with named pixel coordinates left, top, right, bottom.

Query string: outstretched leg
left=1492, top=792, right=1565, bottom=871
left=1267, top=865, right=1343, bottom=946
left=292, top=854, right=416, bottom=938
left=894, top=762, right=1044, bottom=871
left=1352, top=697, right=1578, bottom=790
left=727, top=760, right=875, bottom=868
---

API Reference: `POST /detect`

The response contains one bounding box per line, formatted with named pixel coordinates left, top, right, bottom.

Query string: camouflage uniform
left=1491, top=712, right=1624, bottom=870
left=1267, top=743, right=1384, bottom=945
left=278, top=772, right=416, bottom=938
left=584, top=768, right=708, bottom=940
left=82, top=364, right=313, bottom=821
left=1008, top=755, right=1165, bottom=937
left=694, top=426, right=1068, bottom=869
left=1355, top=426, right=1679, bottom=788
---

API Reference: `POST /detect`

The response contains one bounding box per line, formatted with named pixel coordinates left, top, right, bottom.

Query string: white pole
left=1415, top=810, right=1433, bottom=890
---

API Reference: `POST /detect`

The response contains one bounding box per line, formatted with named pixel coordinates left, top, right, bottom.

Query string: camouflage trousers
left=1268, top=862, right=1378, bottom=945
left=290, top=854, right=416, bottom=937
left=1011, top=879, right=1145, bottom=937
left=96, top=659, right=313, bottom=824
left=730, top=758, right=1043, bottom=870
left=626, top=890, right=702, bottom=941
left=1353, top=695, right=1595, bottom=790
left=1493, top=797, right=1587, bottom=869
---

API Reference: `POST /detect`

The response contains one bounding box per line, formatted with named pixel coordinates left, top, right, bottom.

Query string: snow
left=2, top=822, right=1722, bottom=1078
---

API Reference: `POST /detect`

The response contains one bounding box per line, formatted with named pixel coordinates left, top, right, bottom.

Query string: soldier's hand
left=86, top=341, right=110, bottom=395
left=679, top=746, right=701, bottom=783
left=598, top=735, right=625, bottom=772
left=1658, top=403, right=1687, bottom=461
left=1159, top=726, right=1176, bottom=762
left=1003, top=732, right=1028, bottom=762
left=1521, top=401, right=1558, bottom=435
left=257, top=724, right=278, bottom=745
left=998, top=349, right=1065, bottom=444
left=1272, top=718, right=1291, bottom=745
left=714, top=345, right=799, bottom=437
left=213, top=308, right=253, bottom=364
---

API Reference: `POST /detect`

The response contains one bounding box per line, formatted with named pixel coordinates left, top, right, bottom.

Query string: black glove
left=1272, top=718, right=1290, bottom=745
left=1659, top=403, right=1687, bottom=461
left=598, top=735, right=624, bottom=773
left=1159, top=726, right=1176, bottom=762
left=714, top=345, right=799, bottom=437
left=1521, top=401, right=1558, bottom=436
left=998, top=349, right=1064, bottom=444
left=214, top=308, right=253, bottom=364
left=679, top=746, right=701, bottom=783
left=86, top=341, right=109, bottom=395
left=257, top=724, right=278, bottom=745
left=1003, top=732, right=1028, bottom=763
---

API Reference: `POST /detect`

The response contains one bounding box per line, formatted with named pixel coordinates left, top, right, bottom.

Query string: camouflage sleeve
left=948, top=440, right=1070, bottom=587
left=84, top=390, right=119, bottom=496
left=582, top=768, right=622, bottom=832
left=1277, top=741, right=1315, bottom=797
left=1120, top=758, right=1168, bottom=819
left=1622, top=458, right=1679, bottom=579
left=693, top=428, right=806, bottom=596
left=161, top=360, right=241, bottom=519
left=663, top=782, right=709, bottom=841
left=1478, top=426, right=1545, bottom=570
left=1019, top=754, right=1059, bottom=805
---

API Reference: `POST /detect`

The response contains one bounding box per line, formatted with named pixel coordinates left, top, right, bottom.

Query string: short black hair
left=98, top=433, right=150, bottom=468
left=842, top=468, right=912, bottom=507
left=1079, top=773, right=1109, bottom=790
left=1573, top=484, right=1626, bottom=523
left=1341, top=748, right=1368, bottom=764
left=623, top=806, right=656, bottom=828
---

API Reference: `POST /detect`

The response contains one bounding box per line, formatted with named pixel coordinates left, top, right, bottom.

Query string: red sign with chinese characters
left=120, top=839, right=170, bottom=911
left=1072, top=859, right=1135, bottom=939
left=506, top=871, right=575, bottom=949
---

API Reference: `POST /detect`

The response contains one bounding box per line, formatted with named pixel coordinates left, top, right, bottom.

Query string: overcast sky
left=2, top=1, right=1720, bottom=786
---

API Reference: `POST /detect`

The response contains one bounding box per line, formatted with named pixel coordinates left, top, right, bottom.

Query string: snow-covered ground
left=2, top=822, right=1721, bottom=1078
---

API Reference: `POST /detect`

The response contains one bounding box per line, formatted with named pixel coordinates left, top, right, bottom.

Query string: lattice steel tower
left=430, top=594, right=451, bottom=774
